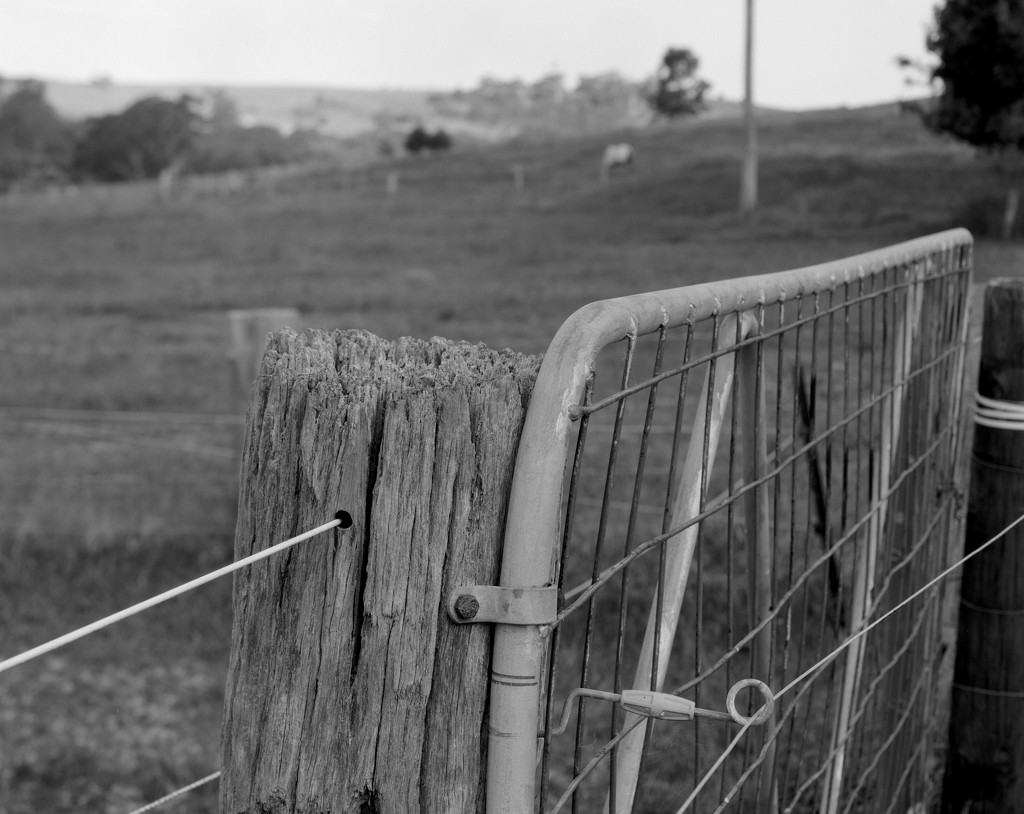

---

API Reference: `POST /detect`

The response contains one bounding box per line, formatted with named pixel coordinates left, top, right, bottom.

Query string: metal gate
left=485, top=229, right=973, bottom=813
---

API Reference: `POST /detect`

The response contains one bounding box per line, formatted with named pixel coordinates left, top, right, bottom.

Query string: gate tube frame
left=486, top=229, right=973, bottom=814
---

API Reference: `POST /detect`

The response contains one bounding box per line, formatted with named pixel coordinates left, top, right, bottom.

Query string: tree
left=911, top=0, right=1024, bottom=237
left=431, top=128, right=452, bottom=151
left=647, top=47, right=710, bottom=118
left=404, top=126, right=452, bottom=155
left=206, top=88, right=241, bottom=133
left=73, top=95, right=199, bottom=182
left=923, top=0, right=1024, bottom=149
left=405, top=125, right=431, bottom=154
left=575, top=72, right=635, bottom=109
left=0, top=79, right=75, bottom=190
left=190, top=125, right=293, bottom=173
left=530, top=72, right=567, bottom=105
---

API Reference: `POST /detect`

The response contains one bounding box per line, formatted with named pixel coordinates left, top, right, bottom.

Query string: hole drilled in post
left=335, top=509, right=354, bottom=529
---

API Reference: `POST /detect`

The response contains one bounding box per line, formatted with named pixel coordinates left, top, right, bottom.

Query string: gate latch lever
left=549, top=680, right=774, bottom=736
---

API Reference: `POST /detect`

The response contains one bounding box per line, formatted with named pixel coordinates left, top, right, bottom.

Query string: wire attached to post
left=0, top=511, right=352, bottom=675
left=125, top=771, right=221, bottom=814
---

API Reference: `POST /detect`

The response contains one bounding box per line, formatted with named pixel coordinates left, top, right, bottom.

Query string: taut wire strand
left=577, top=509, right=1024, bottom=814
left=774, top=509, right=1024, bottom=701
left=670, top=510, right=1024, bottom=813
left=125, top=771, right=221, bottom=814
left=0, top=517, right=345, bottom=675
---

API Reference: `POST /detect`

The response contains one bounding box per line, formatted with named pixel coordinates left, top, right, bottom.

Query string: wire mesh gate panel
left=485, top=230, right=973, bottom=814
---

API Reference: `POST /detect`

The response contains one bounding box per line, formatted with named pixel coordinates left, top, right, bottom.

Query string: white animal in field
left=600, top=143, right=634, bottom=182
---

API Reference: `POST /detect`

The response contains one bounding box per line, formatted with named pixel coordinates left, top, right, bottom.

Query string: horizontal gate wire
left=560, top=432, right=801, bottom=602
left=666, top=508, right=1024, bottom=814
left=558, top=422, right=953, bottom=630
left=626, top=429, right=954, bottom=705
left=772, top=508, right=1024, bottom=701
left=576, top=274, right=945, bottom=418
left=0, top=513, right=350, bottom=675
left=559, top=337, right=964, bottom=619
left=545, top=509, right=1024, bottom=814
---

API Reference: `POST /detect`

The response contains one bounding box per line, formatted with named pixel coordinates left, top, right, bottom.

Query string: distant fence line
left=0, top=162, right=331, bottom=213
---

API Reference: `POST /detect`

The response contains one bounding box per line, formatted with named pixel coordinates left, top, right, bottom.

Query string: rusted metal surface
left=488, top=229, right=974, bottom=813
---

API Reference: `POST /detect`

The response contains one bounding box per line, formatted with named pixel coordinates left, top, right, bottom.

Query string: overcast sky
left=2, top=0, right=940, bottom=110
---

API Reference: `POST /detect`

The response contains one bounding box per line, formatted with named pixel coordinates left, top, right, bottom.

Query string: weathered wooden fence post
left=943, top=279, right=1024, bottom=813
left=220, top=328, right=538, bottom=814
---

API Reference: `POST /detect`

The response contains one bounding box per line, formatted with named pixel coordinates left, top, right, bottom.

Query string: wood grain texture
left=220, top=329, right=539, bottom=814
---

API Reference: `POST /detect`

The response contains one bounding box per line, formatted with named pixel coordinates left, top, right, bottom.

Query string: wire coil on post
left=974, top=393, right=1024, bottom=430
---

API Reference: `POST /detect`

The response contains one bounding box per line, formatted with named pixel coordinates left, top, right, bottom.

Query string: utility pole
left=740, top=0, right=758, bottom=214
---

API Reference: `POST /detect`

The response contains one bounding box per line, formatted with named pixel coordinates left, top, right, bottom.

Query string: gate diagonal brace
left=447, top=585, right=557, bottom=626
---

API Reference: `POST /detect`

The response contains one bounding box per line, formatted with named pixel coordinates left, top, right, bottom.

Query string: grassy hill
left=0, top=100, right=1015, bottom=812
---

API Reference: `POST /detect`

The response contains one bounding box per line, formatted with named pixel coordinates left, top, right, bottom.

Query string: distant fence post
left=219, top=328, right=538, bottom=813
left=943, top=278, right=1024, bottom=813
left=227, top=308, right=300, bottom=407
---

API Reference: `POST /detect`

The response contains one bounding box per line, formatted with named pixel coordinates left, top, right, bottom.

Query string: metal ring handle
left=725, top=678, right=774, bottom=726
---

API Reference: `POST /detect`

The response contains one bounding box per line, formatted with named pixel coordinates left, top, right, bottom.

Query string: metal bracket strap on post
left=447, top=585, right=558, bottom=626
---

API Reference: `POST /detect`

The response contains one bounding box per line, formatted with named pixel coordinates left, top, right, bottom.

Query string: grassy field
left=0, top=103, right=1019, bottom=812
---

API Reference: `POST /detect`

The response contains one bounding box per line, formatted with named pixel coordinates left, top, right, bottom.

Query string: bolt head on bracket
left=447, top=585, right=558, bottom=626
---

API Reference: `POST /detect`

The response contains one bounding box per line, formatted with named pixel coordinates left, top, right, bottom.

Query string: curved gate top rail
left=487, top=228, right=974, bottom=813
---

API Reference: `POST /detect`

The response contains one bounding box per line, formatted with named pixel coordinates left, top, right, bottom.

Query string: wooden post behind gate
left=219, top=328, right=538, bottom=814
left=943, top=279, right=1024, bottom=813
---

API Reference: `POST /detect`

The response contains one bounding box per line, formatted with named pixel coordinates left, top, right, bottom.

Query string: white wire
left=126, top=771, right=221, bottom=814
left=0, top=517, right=343, bottom=675
left=974, top=392, right=1024, bottom=430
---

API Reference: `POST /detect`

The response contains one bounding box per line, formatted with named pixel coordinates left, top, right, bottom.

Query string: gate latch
left=447, top=585, right=557, bottom=626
